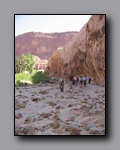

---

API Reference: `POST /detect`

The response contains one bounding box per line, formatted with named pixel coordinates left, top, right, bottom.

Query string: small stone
left=70, top=130, right=80, bottom=135
left=22, top=126, right=37, bottom=135
left=65, top=126, right=73, bottom=131
left=47, top=101, right=56, bottom=106
left=53, top=120, right=60, bottom=129
left=70, top=117, right=75, bottom=121
left=65, top=126, right=80, bottom=133
left=68, top=104, right=73, bottom=107
left=16, top=102, right=26, bottom=109
left=85, top=124, right=95, bottom=131
left=15, top=106, right=20, bottom=110
left=16, top=94, right=22, bottom=97
left=55, top=106, right=60, bottom=109
left=24, top=117, right=32, bottom=124
left=81, top=104, right=87, bottom=109
left=100, top=129, right=105, bottom=135
left=60, top=96, right=65, bottom=99
left=15, top=113, right=23, bottom=119
left=32, top=97, right=41, bottom=103
left=89, top=128, right=100, bottom=134
left=94, top=90, right=99, bottom=93
left=21, top=128, right=28, bottom=134
left=39, top=90, right=48, bottom=94
left=53, top=114, right=59, bottom=120
left=15, top=114, right=20, bottom=119
left=40, top=113, right=52, bottom=118
left=99, top=124, right=104, bottom=127
left=94, top=109, right=100, bottom=114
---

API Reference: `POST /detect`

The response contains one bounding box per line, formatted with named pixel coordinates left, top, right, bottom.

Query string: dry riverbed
left=15, top=82, right=105, bottom=135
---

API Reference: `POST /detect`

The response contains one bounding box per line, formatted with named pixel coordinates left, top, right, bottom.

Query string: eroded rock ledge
left=46, top=15, right=105, bottom=85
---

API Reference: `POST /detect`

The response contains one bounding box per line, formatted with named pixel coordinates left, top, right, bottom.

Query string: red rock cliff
left=46, top=15, right=105, bottom=85
left=15, top=32, right=78, bottom=59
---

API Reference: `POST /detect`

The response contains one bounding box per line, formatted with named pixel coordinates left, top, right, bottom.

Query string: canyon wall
left=15, top=32, right=78, bottom=59
left=46, top=15, right=105, bottom=85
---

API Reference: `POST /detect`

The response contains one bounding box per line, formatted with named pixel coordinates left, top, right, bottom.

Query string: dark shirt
left=69, top=76, right=73, bottom=81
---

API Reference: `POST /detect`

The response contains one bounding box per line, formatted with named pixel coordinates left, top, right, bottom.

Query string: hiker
left=83, top=75, right=87, bottom=87
left=60, top=80, right=64, bottom=92
left=72, top=76, right=75, bottom=85
left=88, top=77, right=91, bottom=84
left=69, top=75, right=73, bottom=89
left=73, top=76, right=77, bottom=86
left=59, top=77, right=64, bottom=92
left=76, top=76, right=79, bottom=86
left=79, top=76, right=83, bottom=88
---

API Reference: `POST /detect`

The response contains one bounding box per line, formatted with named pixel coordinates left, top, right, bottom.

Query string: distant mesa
left=15, top=31, right=78, bottom=71
left=15, top=32, right=77, bottom=70
left=15, top=31, right=78, bottom=59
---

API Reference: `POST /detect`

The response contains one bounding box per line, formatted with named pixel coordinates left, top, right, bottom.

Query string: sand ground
left=15, top=81, right=105, bottom=135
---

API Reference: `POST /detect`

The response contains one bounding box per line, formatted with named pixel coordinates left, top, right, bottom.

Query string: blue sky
left=15, top=15, right=91, bottom=36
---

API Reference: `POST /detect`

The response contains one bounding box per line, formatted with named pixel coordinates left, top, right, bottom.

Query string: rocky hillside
left=46, top=15, right=105, bottom=85
left=15, top=31, right=78, bottom=59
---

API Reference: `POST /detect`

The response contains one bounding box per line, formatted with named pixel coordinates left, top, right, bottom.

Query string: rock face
left=15, top=32, right=78, bottom=59
left=33, top=55, right=48, bottom=70
left=46, top=15, right=105, bottom=85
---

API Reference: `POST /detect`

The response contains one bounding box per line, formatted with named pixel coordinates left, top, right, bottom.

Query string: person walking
left=83, top=75, right=87, bottom=87
left=79, top=76, right=83, bottom=88
left=59, top=76, right=64, bottom=92
left=73, top=76, right=77, bottom=86
left=60, top=80, right=64, bottom=92
left=69, top=75, right=73, bottom=89
left=88, top=77, right=91, bottom=84
left=76, top=76, right=79, bottom=86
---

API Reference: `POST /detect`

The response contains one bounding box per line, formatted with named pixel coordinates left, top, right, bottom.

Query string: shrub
left=31, top=71, right=49, bottom=84
left=15, top=70, right=49, bottom=86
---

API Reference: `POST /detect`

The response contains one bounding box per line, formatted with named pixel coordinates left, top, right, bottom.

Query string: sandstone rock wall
left=33, top=55, right=48, bottom=70
left=46, top=15, right=105, bottom=85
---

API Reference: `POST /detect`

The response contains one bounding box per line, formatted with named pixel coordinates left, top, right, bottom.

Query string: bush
left=16, top=80, right=23, bottom=86
left=31, top=71, right=49, bottom=84
left=15, top=80, right=31, bottom=86
left=15, top=70, right=49, bottom=86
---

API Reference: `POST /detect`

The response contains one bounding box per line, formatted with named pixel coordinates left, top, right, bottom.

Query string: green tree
left=15, top=57, right=25, bottom=73
left=21, top=54, right=35, bottom=73
left=15, top=54, right=35, bottom=74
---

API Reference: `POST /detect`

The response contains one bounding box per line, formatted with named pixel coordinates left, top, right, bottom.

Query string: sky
left=15, top=15, right=92, bottom=36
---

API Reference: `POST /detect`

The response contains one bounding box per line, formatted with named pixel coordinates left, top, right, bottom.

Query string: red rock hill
left=15, top=31, right=78, bottom=59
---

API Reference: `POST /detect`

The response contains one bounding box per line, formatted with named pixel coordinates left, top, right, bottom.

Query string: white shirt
left=73, top=76, right=77, bottom=80
left=83, top=76, right=86, bottom=81
left=79, top=77, right=82, bottom=81
left=59, top=78, right=64, bottom=82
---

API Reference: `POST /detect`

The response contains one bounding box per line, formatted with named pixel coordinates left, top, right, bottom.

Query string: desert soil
left=15, top=81, right=105, bottom=135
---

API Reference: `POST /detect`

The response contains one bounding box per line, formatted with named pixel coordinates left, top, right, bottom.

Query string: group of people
left=59, top=75, right=92, bottom=92
left=70, top=75, right=91, bottom=88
